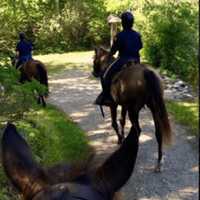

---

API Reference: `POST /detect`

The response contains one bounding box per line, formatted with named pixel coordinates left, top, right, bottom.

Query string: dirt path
left=48, top=69, right=198, bottom=200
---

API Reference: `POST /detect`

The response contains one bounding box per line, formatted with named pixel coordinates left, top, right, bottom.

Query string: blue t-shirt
left=110, top=29, right=143, bottom=60
left=16, top=39, right=33, bottom=59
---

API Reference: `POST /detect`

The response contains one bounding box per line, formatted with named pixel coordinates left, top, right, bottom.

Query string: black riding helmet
left=19, top=32, right=26, bottom=40
left=121, top=11, right=134, bottom=30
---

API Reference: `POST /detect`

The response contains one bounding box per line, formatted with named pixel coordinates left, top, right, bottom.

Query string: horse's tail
left=36, top=63, right=48, bottom=87
left=144, top=69, right=172, bottom=146
left=36, top=63, right=49, bottom=95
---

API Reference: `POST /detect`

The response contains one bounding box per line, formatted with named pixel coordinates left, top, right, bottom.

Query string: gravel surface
left=48, top=69, right=198, bottom=200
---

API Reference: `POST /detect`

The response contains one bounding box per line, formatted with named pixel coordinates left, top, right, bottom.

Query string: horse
left=10, top=56, right=48, bottom=107
left=2, top=123, right=139, bottom=200
left=92, top=47, right=172, bottom=172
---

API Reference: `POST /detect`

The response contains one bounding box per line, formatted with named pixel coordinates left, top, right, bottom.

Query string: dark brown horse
left=10, top=56, right=48, bottom=106
left=92, top=47, right=173, bottom=172
left=2, top=123, right=139, bottom=200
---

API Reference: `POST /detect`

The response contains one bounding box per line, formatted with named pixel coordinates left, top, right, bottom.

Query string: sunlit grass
left=18, top=104, right=91, bottom=164
left=166, top=100, right=199, bottom=135
left=0, top=104, right=91, bottom=200
left=35, top=51, right=94, bottom=74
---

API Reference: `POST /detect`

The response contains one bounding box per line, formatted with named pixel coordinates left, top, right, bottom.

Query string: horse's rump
left=111, top=62, right=158, bottom=104
left=21, top=60, right=48, bottom=87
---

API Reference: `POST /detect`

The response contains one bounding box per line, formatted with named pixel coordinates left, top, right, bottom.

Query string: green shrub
left=0, top=63, right=47, bottom=122
left=141, top=1, right=198, bottom=87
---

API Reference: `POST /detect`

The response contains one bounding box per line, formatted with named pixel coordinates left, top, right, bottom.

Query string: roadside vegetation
left=166, top=100, right=198, bottom=136
left=0, top=63, right=91, bottom=200
left=0, top=0, right=198, bottom=198
left=0, top=0, right=198, bottom=88
left=35, top=51, right=93, bottom=74
left=37, top=51, right=199, bottom=138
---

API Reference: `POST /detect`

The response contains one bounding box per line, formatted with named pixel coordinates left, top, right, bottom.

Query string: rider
left=15, top=32, right=33, bottom=69
left=95, top=11, right=143, bottom=106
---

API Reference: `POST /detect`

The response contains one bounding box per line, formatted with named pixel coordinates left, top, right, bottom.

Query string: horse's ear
left=94, top=47, right=98, bottom=55
left=99, top=47, right=109, bottom=55
left=94, top=47, right=108, bottom=57
left=93, top=126, right=139, bottom=196
left=2, top=123, right=47, bottom=198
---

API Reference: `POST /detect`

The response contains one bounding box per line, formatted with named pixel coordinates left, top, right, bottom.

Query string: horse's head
left=92, top=47, right=112, bottom=78
left=2, top=123, right=138, bottom=200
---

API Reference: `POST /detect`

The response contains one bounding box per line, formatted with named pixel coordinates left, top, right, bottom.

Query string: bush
left=0, top=63, right=47, bottom=122
left=141, top=1, right=198, bottom=87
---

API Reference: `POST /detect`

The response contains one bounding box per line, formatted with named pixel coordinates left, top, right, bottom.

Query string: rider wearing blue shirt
left=16, top=32, right=33, bottom=69
left=95, top=11, right=143, bottom=106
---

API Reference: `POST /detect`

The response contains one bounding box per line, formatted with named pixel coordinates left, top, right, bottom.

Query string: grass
left=0, top=51, right=198, bottom=198
left=166, top=100, right=199, bottom=135
left=0, top=104, right=91, bottom=199
left=17, top=104, right=91, bottom=164
left=35, top=51, right=94, bottom=74
left=0, top=54, right=93, bottom=199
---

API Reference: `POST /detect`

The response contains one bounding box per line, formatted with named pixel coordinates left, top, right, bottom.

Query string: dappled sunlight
left=139, top=134, right=153, bottom=143
left=88, top=129, right=109, bottom=136
left=35, top=51, right=93, bottom=65
left=50, top=77, right=87, bottom=84
left=48, top=68, right=199, bottom=200
left=71, top=112, right=89, bottom=119
left=35, top=51, right=94, bottom=74
left=187, top=135, right=196, bottom=140
left=190, top=166, right=199, bottom=173
left=178, top=186, right=198, bottom=198
left=29, top=132, right=36, bottom=138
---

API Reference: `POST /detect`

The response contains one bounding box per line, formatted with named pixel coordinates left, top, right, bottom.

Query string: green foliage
left=104, top=0, right=198, bottom=88
left=141, top=1, right=198, bottom=87
left=0, top=0, right=198, bottom=84
left=166, top=100, right=199, bottom=135
left=0, top=61, right=90, bottom=199
left=35, top=51, right=93, bottom=74
left=0, top=105, right=90, bottom=200
left=16, top=105, right=91, bottom=165
left=105, top=0, right=134, bottom=14
left=0, top=0, right=110, bottom=54
left=0, top=63, right=47, bottom=122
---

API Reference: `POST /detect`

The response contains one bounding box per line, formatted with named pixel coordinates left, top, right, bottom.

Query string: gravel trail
left=48, top=69, right=198, bottom=200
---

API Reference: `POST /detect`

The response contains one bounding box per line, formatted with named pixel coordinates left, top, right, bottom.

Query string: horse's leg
left=110, top=105, right=123, bottom=144
left=41, top=96, right=46, bottom=107
left=119, top=106, right=127, bottom=140
left=147, top=103, right=163, bottom=172
left=128, top=108, right=141, bottom=136
left=37, top=96, right=41, bottom=104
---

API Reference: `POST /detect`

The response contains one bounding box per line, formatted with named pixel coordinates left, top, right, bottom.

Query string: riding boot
left=95, top=90, right=114, bottom=106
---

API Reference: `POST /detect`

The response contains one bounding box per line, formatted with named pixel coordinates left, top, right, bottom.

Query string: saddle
left=112, top=59, right=138, bottom=84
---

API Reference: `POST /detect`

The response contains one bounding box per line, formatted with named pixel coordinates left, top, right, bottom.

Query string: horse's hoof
left=154, top=163, right=162, bottom=173
left=117, top=141, right=122, bottom=145
left=117, top=138, right=123, bottom=145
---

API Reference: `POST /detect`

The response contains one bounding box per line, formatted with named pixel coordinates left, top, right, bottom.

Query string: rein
left=98, top=56, right=116, bottom=119
left=99, top=106, right=105, bottom=118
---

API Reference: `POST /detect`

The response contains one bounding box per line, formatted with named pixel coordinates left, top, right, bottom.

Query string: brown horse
left=92, top=47, right=172, bottom=172
left=10, top=56, right=48, bottom=106
left=2, top=123, right=139, bottom=200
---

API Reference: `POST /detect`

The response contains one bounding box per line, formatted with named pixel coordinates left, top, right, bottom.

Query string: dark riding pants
left=102, top=57, right=140, bottom=97
left=16, top=55, right=32, bottom=69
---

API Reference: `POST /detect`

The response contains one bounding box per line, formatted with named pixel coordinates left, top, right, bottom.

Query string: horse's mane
left=45, top=151, right=95, bottom=184
left=99, top=46, right=110, bottom=54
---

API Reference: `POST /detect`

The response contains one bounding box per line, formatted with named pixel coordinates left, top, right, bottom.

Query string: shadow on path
left=48, top=69, right=199, bottom=200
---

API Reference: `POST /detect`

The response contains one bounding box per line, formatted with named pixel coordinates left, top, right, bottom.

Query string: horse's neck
left=95, top=127, right=138, bottom=193
left=108, top=56, right=116, bottom=66
left=102, top=56, right=116, bottom=76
